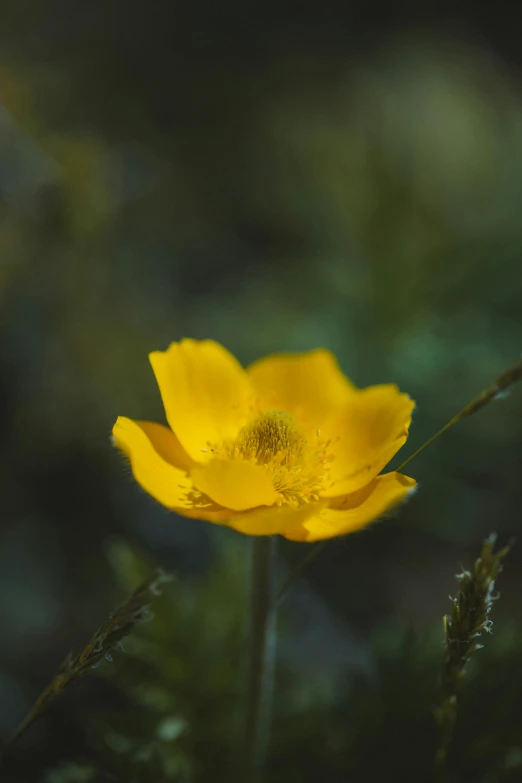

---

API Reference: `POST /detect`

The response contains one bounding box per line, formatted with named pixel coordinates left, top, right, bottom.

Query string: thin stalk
left=434, top=534, right=511, bottom=780
left=277, top=358, right=522, bottom=601
left=244, top=537, right=277, bottom=783
left=276, top=540, right=328, bottom=605
left=396, top=357, right=522, bottom=474
left=0, top=569, right=171, bottom=760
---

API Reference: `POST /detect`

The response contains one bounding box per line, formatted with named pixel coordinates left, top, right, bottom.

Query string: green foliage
left=42, top=762, right=111, bottom=783
left=34, top=537, right=521, bottom=783
left=90, top=538, right=248, bottom=781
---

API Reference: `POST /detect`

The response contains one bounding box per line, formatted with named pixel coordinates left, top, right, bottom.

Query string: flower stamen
left=216, top=410, right=334, bottom=508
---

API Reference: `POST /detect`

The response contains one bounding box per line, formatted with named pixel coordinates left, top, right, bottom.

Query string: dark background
left=0, top=2, right=521, bottom=781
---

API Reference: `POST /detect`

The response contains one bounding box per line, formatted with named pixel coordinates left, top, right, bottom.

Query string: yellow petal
left=131, top=420, right=194, bottom=471
left=230, top=501, right=324, bottom=536
left=191, top=459, right=279, bottom=511
left=321, top=385, right=414, bottom=497
left=247, top=349, right=355, bottom=426
left=112, top=416, right=194, bottom=508
left=285, top=472, right=416, bottom=541
left=149, top=339, right=254, bottom=462
left=175, top=495, right=327, bottom=536
left=172, top=504, right=237, bottom=525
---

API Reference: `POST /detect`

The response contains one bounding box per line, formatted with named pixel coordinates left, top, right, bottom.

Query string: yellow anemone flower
left=112, top=340, right=416, bottom=541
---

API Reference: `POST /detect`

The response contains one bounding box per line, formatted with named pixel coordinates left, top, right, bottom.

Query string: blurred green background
left=1, top=2, right=521, bottom=781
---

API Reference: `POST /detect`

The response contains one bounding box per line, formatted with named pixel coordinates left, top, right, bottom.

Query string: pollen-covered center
left=236, top=411, right=303, bottom=465
left=224, top=410, right=334, bottom=508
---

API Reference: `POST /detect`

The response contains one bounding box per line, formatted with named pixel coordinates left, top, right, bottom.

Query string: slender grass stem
left=276, top=540, right=328, bottom=605
left=396, top=357, right=522, bottom=474
left=244, top=537, right=277, bottom=783
left=0, top=569, right=170, bottom=760
left=277, top=358, right=522, bottom=601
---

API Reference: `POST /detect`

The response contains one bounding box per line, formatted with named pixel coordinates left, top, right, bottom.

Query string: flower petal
left=112, top=416, right=195, bottom=508
left=230, top=501, right=324, bottom=536
left=321, top=385, right=414, bottom=496
left=191, top=459, right=279, bottom=511
left=172, top=505, right=237, bottom=524
left=247, top=349, right=355, bottom=426
left=171, top=489, right=323, bottom=534
left=149, top=339, right=254, bottom=462
left=130, top=420, right=194, bottom=471
left=284, top=472, right=416, bottom=541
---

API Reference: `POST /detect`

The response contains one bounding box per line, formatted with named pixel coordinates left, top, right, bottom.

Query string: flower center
left=235, top=410, right=304, bottom=465
left=223, top=410, right=334, bottom=508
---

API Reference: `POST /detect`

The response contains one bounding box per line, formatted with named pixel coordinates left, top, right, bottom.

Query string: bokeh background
left=1, top=2, right=521, bottom=781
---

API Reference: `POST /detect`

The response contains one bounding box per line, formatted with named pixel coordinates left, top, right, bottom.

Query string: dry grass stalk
left=435, top=534, right=511, bottom=778
left=0, top=568, right=172, bottom=759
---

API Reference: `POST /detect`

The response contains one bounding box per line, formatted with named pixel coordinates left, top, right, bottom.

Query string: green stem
left=276, top=357, right=522, bottom=601
left=244, top=537, right=277, bottom=782
left=276, top=540, right=328, bottom=605
left=395, top=357, right=522, bottom=473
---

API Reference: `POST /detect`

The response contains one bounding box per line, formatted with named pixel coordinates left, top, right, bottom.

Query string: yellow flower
left=112, top=340, right=416, bottom=541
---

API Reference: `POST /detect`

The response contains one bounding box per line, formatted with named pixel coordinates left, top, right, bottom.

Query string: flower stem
left=244, top=537, right=277, bottom=783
